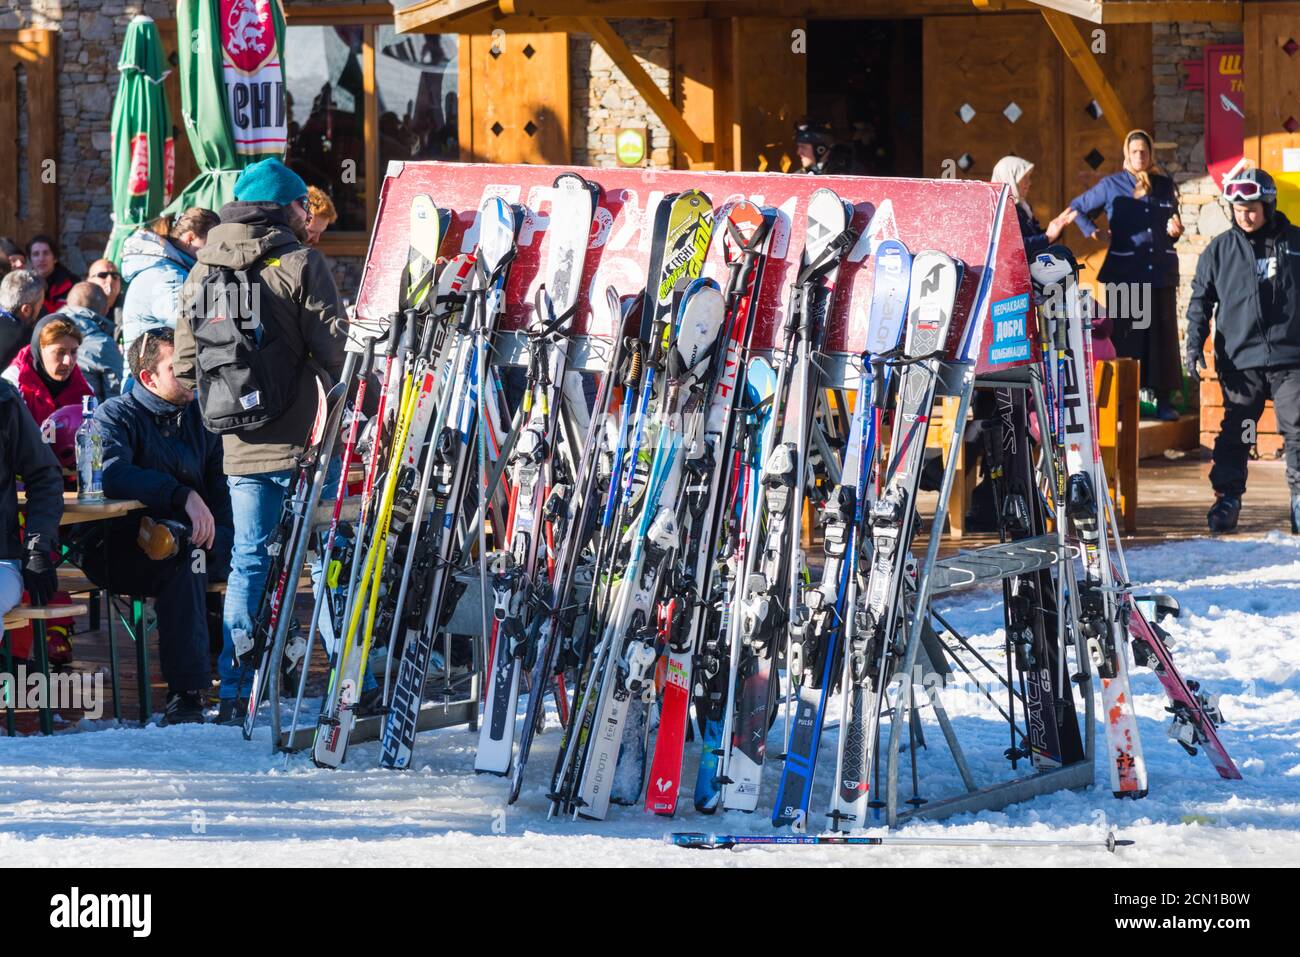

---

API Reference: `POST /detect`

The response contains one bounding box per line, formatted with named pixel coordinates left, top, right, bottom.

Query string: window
left=286, top=25, right=368, bottom=232
left=375, top=27, right=459, bottom=169
left=159, top=9, right=458, bottom=255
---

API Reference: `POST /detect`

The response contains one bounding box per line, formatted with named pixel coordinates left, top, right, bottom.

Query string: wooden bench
left=3, top=600, right=91, bottom=736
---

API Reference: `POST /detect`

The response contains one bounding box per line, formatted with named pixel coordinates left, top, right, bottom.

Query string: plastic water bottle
left=76, top=395, right=104, bottom=502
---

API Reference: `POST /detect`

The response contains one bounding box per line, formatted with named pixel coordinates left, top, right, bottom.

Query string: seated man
left=0, top=378, right=63, bottom=654
left=88, top=329, right=233, bottom=725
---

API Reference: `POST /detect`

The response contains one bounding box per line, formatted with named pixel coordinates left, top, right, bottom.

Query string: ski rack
left=852, top=358, right=1095, bottom=826
left=474, top=334, right=1099, bottom=826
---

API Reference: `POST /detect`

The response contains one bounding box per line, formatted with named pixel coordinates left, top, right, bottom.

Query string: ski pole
left=668, top=832, right=1133, bottom=852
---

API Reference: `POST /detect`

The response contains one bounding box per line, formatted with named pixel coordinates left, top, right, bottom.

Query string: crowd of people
left=1, top=132, right=1294, bottom=724
left=0, top=168, right=344, bottom=724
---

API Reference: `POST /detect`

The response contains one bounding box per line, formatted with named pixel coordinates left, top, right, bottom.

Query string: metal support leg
left=105, top=592, right=122, bottom=723
left=133, top=598, right=152, bottom=723
left=2, top=630, right=14, bottom=735
left=32, top=620, right=53, bottom=735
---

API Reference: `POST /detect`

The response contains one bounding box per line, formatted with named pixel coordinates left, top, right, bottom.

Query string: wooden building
left=376, top=0, right=1296, bottom=286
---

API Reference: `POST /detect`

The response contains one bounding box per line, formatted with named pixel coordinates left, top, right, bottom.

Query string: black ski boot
left=1207, top=494, right=1241, bottom=534
left=1291, top=494, right=1300, bottom=534
left=215, top=697, right=247, bottom=725
left=162, top=691, right=207, bottom=726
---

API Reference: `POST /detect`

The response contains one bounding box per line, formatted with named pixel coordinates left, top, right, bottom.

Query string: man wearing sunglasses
left=85, top=259, right=123, bottom=318
left=1185, top=168, right=1300, bottom=533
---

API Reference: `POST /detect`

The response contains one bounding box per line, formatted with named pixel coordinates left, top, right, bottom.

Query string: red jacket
left=3, top=344, right=93, bottom=428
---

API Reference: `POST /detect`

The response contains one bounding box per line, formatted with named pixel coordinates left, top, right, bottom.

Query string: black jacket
left=92, top=383, right=233, bottom=530
left=1186, top=211, right=1300, bottom=371
left=0, top=378, right=63, bottom=560
left=1016, top=204, right=1050, bottom=260
left=0, top=309, right=27, bottom=371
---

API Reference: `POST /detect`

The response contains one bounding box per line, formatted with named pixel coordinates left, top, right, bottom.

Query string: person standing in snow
left=173, top=158, right=349, bottom=724
left=1185, top=168, right=1300, bottom=534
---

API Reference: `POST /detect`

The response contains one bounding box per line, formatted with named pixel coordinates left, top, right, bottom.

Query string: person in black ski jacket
left=1184, top=168, right=1300, bottom=533
left=0, top=377, right=63, bottom=639
left=87, top=329, right=233, bottom=724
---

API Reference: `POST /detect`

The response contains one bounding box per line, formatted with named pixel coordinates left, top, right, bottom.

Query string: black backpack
left=190, top=257, right=302, bottom=434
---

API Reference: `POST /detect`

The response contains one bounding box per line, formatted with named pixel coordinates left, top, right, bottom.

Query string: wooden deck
left=5, top=453, right=1294, bottom=735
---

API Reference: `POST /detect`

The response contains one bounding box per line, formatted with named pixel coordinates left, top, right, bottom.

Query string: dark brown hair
left=129, top=328, right=175, bottom=380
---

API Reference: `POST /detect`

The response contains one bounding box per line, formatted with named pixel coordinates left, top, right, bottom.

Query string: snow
left=2, top=535, right=1299, bottom=867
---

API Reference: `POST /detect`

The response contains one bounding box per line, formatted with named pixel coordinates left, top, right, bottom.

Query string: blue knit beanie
left=232, top=158, right=309, bottom=207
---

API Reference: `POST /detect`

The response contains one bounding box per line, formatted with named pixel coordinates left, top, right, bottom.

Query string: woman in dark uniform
left=1061, top=129, right=1184, bottom=420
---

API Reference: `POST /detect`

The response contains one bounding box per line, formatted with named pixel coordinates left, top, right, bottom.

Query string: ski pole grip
left=400, top=305, right=417, bottom=357
left=385, top=311, right=404, bottom=359
left=358, top=333, right=376, bottom=379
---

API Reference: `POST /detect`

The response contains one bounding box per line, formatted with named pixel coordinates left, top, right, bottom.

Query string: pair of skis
left=1031, top=246, right=1240, bottom=789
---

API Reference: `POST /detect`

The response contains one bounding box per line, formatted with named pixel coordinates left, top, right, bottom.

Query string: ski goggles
left=1223, top=177, right=1272, bottom=203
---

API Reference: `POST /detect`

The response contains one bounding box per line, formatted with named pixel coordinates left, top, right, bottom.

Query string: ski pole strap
left=532, top=285, right=580, bottom=341
left=796, top=227, right=858, bottom=287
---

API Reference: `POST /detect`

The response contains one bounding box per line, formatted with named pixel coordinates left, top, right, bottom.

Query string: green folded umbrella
left=105, top=15, right=175, bottom=264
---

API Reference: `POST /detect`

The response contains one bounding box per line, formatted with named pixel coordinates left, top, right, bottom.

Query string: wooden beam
left=574, top=15, right=709, bottom=163
left=1026, top=0, right=1241, bottom=23
left=394, top=0, right=498, bottom=33
left=1096, top=0, right=1240, bottom=23
left=1041, top=9, right=1132, bottom=142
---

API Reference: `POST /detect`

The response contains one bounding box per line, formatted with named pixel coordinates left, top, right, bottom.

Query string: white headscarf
left=991, top=155, right=1035, bottom=216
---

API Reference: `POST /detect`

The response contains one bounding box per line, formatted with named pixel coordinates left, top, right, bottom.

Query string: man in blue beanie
left=173, top=157, right=349, bottom=723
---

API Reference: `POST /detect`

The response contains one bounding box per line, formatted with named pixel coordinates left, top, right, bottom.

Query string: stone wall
left=0, top=1, right=368, bottom=290
left=1152, top=20, right=1244, bottom=330
left=1, top=1, right=174, bottom=273
left=569, top=20, right=674, bottom=169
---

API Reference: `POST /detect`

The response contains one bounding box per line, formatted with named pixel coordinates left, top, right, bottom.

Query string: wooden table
left=8, top=492, right=145, bottom=732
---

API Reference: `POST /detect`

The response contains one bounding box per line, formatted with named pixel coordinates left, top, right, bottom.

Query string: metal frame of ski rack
left=274, top=331, right=486, bottom=754
left=836, top=356, right=1097, bottom=828
left=491, top=327, right=1101, bottom=826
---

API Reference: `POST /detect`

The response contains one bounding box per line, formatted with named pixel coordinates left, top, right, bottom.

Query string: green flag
left=164, top=0, right=288, bottom=217
left=105, top=15, right=175, bottom=264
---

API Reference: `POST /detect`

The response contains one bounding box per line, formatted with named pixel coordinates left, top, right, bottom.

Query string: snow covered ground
left=1, top=535, right=1298, bottom=867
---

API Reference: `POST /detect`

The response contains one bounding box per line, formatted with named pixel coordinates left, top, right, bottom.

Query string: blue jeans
left=220, top=460, right=368, bottom=699
left=221, top=470, right=295, bottom=699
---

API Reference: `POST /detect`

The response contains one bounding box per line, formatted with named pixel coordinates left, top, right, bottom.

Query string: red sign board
left=356, top=162, right=1035, bottom=376
left=1205, top=44, right=1245, bottom=189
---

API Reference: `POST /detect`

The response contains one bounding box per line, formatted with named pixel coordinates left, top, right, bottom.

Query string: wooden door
left=0, top=30, right=58, bottom=240
left=460, top=31, right=570, bottom=164
left=923, top=14, right=1062, bottom=211
left=729, top=17, right=806, bottom=173
left=1061, top=22, right=1152, bottom=280
left=1245, top=2, right=1300, bottom=220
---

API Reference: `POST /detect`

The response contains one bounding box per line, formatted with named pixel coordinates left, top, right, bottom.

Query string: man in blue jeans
left=172, top=159, right=349, bottom=723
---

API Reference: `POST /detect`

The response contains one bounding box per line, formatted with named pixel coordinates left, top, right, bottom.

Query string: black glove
left=1184, top=342, right=1207, bottom=383
left=22, top=535, right=58, bottom=607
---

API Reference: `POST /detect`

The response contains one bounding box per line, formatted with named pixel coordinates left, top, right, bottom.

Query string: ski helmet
left=1224, top=168, right=1277, bottom=217
left=42, top=404, right=84, bottom=470
left=794, top=120, right=835, bottom=160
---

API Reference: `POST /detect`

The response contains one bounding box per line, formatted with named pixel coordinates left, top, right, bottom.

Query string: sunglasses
left=1224, top=178, right=1271, bottom=203
left=92, top=271, right=121, bottom=280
